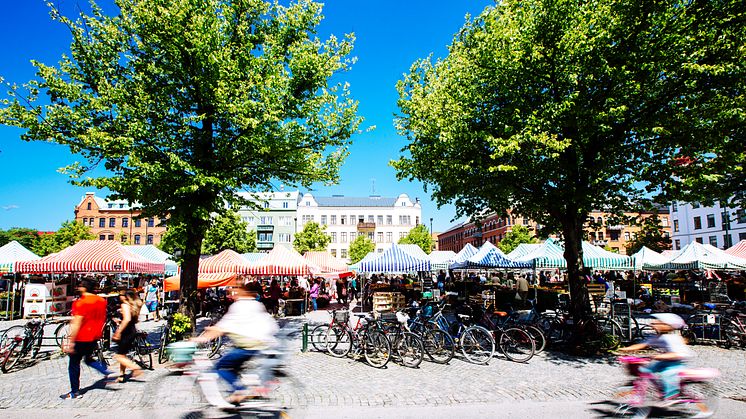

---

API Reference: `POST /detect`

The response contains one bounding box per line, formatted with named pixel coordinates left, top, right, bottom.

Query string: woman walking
left=309, top=279, right=320, bottom=311
left=112, top=289, right=144, bottom=382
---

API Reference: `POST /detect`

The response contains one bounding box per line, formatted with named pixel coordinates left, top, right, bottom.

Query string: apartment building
left=74, top=192, right=167, bottom=245
left=236, top=191, right=299, bottom=252
left=669, top=200, right=746, bottom=250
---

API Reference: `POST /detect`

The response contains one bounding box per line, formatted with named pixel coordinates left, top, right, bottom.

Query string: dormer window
left=87, top=202, right=91, bottom=210
left=306, top=202, right=310, bottom=206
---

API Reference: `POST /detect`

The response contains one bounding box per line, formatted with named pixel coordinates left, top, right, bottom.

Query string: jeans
left=642, top=360, right=684, bottom=399
left=215, top=348, right=257, bottom=393
left=311, top=297, right=317, bottom=311
left=68, top=341, right=111, bottom=393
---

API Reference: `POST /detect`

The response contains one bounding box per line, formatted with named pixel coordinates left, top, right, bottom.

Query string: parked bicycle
left=324, top=310, right=391, bottom=368
left=378, top=311, right=425, bottom=368
left=425, top=301, right=495, bottom=365
left=2, top=318, right=66, bottom=373
left=406, top=303, right=456, bottom=364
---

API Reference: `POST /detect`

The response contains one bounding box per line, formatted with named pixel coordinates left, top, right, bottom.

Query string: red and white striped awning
left=16, top=240, right=165, bottom=274
left=199, top=249, right=255, bottom=274
left=725, top=240, right=746, bottom=259
left=304, top=251, right=353, bottom=279
left=247, top=246, right=311, bottom=276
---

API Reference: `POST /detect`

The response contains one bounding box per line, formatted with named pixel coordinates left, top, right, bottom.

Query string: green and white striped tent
left=646, top=241, right=746, bottom=271
left=0, top=240, right=40, bottom=273
left=515, top=238, right=632, bottom=270
left=507, top=243, right=542, bottom=260
left=630, top=246, right=668, bottom=271
left=429, top=250, right=457, bottom=270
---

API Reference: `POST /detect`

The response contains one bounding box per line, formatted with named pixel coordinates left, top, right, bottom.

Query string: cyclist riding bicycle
left=618, top=313, right=694, bottom=404
left=192, top=281, right=278, bottom=404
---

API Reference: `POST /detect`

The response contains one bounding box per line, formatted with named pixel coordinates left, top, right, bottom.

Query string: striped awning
left=514, top=238, right=631, bottom=270
left=199, top=249, right=255, bottom=274
left=304, top=251, right=349, bottom=272
left=164, top=272, right=238, bottom=292
left=398, top=244, right=430, bottom=260
left=359, top=243, right=431, bottom=273
left=507, top=243, right=542, bottom=260
left=125, top=245, right=178, bottom=275
left=450, top=243, right=479, bottom=265
left=648, top=241, right=746, bottom=271
left=241, top=253, right=268, bottom=264
left=451, top=241, right=530, bottom=269
left=429, top=250, right=457, bottom=270
left=349, top=252, right=378, bottom=271
left=247, top=245, right=312, bottom=276
left=630, top=246, right=668, bottom=271
left=0, top=240, right=40, bottom=273
left=16, top=240, right=164, bottom=274
left=725, top=240, right=746, bottom=259
left=581, top=242, right=632, bottom=270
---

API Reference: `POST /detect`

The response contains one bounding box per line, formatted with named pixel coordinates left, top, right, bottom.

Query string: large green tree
left=394, top=0, right=744, bottom=323
left=293, top=221, right=330, bottom=254
left=498, top=225, right=537, bottom=255
left=624, top=213, right=672, bottom=255
left=398, top=224, right=434, bottom=254
left=32, top=221, right=95, bottom=256
left=1, top=0, right=361, bottom=320
left=348, top=235, right=375, bottom=264
left=0, top=228, right=40, bottom=250
left=202, top=211, right=256, bottom=254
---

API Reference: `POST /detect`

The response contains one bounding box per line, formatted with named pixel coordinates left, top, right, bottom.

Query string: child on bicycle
left=193, top=281, right=278, bottom=404
left=618, top=313, right=694, bottom=403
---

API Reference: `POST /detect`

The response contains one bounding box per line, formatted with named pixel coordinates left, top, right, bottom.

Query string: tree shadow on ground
left=539, top=347, right=618, bottom=368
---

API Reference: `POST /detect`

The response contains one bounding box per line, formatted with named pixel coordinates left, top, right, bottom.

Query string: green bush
left=170, top=313, right=193, bottom=340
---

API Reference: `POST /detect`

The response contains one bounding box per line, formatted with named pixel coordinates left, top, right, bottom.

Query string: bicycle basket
left=334, top=311, right=350, bottom=323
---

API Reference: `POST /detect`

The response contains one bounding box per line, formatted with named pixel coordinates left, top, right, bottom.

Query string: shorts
left=145, top=300, right=158, bottom=313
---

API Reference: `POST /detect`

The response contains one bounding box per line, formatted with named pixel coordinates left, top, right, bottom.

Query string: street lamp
left=722, top=208, right=735, bottom=249
left=429, top=217, right=433, bottom=234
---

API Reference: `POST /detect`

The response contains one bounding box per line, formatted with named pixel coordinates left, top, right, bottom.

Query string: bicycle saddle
left=457, top=314, right=471, bottom=320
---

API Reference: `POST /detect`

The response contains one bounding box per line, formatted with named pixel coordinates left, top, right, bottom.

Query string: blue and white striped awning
left=514, top=238, right=631, bottom=270
left=451, top=241, right=530, bottom=269
left=359, top=243, right=431, bottom=273
left=429, top=250, right=457, bottom=271
left=507, top=243, right=542, bottom=260
left=125, top=245, right=179, bottom=275
left=349, top=252, right=377, bottom=271
left=450, top=243, right=479, bottom=265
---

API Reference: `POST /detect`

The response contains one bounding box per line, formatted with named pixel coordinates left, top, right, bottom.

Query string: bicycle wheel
left=636, top=325, right=657, bottom=341
left=363, top=331, right=391, bottom=368
left=208, top=335, right=222, bottom=359
left=422, top=329, right=454, bottom=364
left=133, top=336, right=153, bottom=370
left=101, top=321, right=113, bottom=351
left=721, top=319, right=744, bottom=349
left=523, top=325, right=546, bottom=353
left=326, top=325, right=352, bottom=358
left=54, top=322, right=71, bottom=348
left=310, top=325, right=330, bottom=352
left=396, top=332, right=424, bottom=368
left=460, top=326, right=495, bottom=365
left=158, top=327, right=169, bottom=363
left=499, top=327, right=535, bottom=363
left=678, top=381, right=718, bottom=418
left=539, top=316, right=566, bottom=344
left=0, top=326, right=24, bottom=351
left=595, top=318, right=623, bottom=351
left=96, top=341, right=109, bottom=367
left=1, top=339, right=25, bottom=373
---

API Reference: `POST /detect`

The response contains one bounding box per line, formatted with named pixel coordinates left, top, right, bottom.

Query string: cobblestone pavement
left=1, top=313, right=745, bottom=418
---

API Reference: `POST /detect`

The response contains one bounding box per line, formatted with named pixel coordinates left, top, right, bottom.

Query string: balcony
left=257, top=241, right=274, bottom=250
left=606, top=225, right=625, bottom=231
left=591, top=240, right=608, bottom=246
left=357, top=222, right=376, bottom=232
left=256, top=224, right=274, bottom=232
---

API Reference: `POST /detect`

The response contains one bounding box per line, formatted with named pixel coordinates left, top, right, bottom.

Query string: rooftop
left=313, top=196, right=399, bottom=207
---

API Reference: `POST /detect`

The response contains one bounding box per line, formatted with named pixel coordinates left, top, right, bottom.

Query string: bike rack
left=610, top=299, right=633, bottom=342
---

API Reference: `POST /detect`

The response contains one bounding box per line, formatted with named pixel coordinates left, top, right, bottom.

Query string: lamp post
left=429, top=217, right=433, bottom=234
left=722, top=208, right=734, bottom=249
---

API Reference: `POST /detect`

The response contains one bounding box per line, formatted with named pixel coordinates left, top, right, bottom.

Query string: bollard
left=301, top=323, right=308, bottom=352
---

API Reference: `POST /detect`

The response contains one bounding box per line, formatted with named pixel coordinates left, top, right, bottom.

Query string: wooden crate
left=372, top=292, right=405, bottom=313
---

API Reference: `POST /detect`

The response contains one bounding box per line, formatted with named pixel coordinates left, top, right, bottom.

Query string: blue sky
left=0, top=0, right=492, bottom=232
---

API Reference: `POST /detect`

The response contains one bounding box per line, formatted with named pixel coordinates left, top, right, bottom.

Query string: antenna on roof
left=371, top=178, right=376, bottom=195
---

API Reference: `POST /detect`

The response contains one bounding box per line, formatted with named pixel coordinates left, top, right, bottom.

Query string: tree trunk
left=179, top=218, right=208, bottom=330
left=562, top=216, right=589, bottom=324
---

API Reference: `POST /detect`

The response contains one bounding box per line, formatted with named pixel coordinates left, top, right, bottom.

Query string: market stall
left=358, top=243, right=431, bottom=312
left=304, top=251, right=353, bottom=279
left=246, top=245, right=312, bottom=276
left=198, top=249, right=255, bottom=274
left=429, top=250, right=457, bottom=271
left=125, top=244, right=179, bottom=275
left=0, top=241, right=41, bottom=319
left=725, top=240, right=746, bottom=259
left=163, top=272, right=238, bottom=292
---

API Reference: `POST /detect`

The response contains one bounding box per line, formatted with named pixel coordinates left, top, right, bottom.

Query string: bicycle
left=483, top=301, right=546, bottom=354
left=427, top=302, right=496, bottom=365
left=406, top=303, right=456, bottom=364
left=475, top=306, right=536, bottom=363
left=1, top=319, right=56, bottom=372
left=612, top=355, right=719, bottom=418
left=325, top=310, right=391, bottom=368
left=379, top=311, right=425, bottom=368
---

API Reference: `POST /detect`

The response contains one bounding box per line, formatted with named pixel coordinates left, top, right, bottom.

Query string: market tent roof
left=429, top=250, right=457, bottom=270
left=0, top=240, right=40, bottom=273
left=164, top=272, right=238, bottom=292
left=199, top=249, right=255, bottom=274
left=514, top=239, right=566, bottom=267
left=451, top=241, right=530, bottom=269
left=398, top=244, right=431, bottom=260
left=514, top=238, right=631, bottom=269
left=247, top=245, right=312, bottom=276
left=660, top=249, right=680, bottom=259
left=647, top=241, right=746, bottom=271
left=630, top=246, right=669, bottom=271
left=304, top=251, right=353, bottom=279
left=359, top=243, right=431, bottom=273
left=16, top=240, right=164, bottom=274
left=125, top=245, right=178, bottom=275
left=241, top=253, right=267, bottom=264
left=507, top=243, right=542, bottom=260
left=348, top=252, right=377, bottom=271
left=725, top=240, right=746, bottom=259
left=451, top=243, right=479, bottom=265
left=581, top=242, right=632, bottom=270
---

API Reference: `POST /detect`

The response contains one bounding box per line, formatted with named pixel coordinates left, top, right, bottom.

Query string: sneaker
left=60, top=392, right=82, bottom=400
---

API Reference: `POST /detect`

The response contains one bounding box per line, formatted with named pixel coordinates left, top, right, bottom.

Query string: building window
left=358, top=215, right=365, bottom=223
left=341, top=232, right=347, bottom=243
left=340, top=215, right=346, bottom=225
left=134, top=218, right=141, bottom=228
left=661, top=217, right=669, bottom=227
left=737, top=210, right=746, bottom=224
left=330, top=249, right=337, bottom=257
left=306, top=201, right=310, bottom=206
left=321, top=215, right=327, bottom=226
left=264, top=201, right=270, bottom=209
left=708, top=236, right=718, bottom=246
left=258, top=233, right=273, bottom=242
left=386, top=232, right=392, bottom=243
left=121, top=235, right=127, bottom=243
left=610, top=231, right=620, bottom=242
left=624, top=232, right=630, bottom=241
left=341, top=249, right=348, bottom=258
left=377, top=232, right=383, bottom=243
left=377, top=215, right=383, bottom=225
left=673, top=220, right=679, bottom=232
left=368, top=215, right=374, bottom=223
left=278, top=233, right=291, bottom=243
left=693, top=216, right=702, bottom=230
left=739, top=232, right=746, bottom=241
left=134, top=235, right=141, bottom=245
left=386, top=215, right=392, bottom=225
left=400, top=232, right=406, bottom=239
left=108, top=203, right=114, bottom=209
left=282, top=201, right=288, bottom=209
left=674, top=239, right=680, bottom=250
left=378, top=248, right=384, bottom=253
left=87, top=202, right=92, bottom=210
left=695, top=237, right=703, bottom=244
left=99, top=234, right=106, bottom=240
left=107, top=234, right=115, bottom=240
left=331, top=215, right=337, bottom=225
left=598, top=232, right=605, bottom=241
left=671, top=202, right=677, bottom=212
left=147, top=234, right=153, bottom=244
left=147, top=218, right=154, bottom=228
left=122, top=218, right=129, bottom=228
left=331, top=232, right=337, bottom=243
left=301, top=215, right=313, bottom=225
left=706, top=214, right=715, bottom=228
left=119, top=203, right=125, bottom=209
left=259, top=215, right=273, bottom=225
left=523, top=218, right=529, bottom=225
left=108, top=217, right=115, bottom=228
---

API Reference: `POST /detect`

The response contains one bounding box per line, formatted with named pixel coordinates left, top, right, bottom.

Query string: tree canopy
left=394, top=0, right=744, bottom=322
left=497, top=225, right=537, bottom=255
left=0, top=0, right=361, bottom=319
left=202, top=211, right=256, bottom=254
left=293, top=221, right=330, bottom=254
left=625, top=213, right=672, bottom=255
left=348, top=235, right=375, bottom=264
left=398, top=224, right=434, bottom=254
left=32, top=221, right=94, bottom=256
left=0, top=228, right=39, bottom=250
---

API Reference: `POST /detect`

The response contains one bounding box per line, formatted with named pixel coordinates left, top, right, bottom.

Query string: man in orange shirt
left=62, top=280, right=113, bottom=399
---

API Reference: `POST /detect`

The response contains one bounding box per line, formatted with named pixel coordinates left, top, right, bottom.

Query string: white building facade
left=296, top=193, right=423, bottom=261
left=669, top=200, right=746, bottom=251
left=236, top=191, right=299, bottom=252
